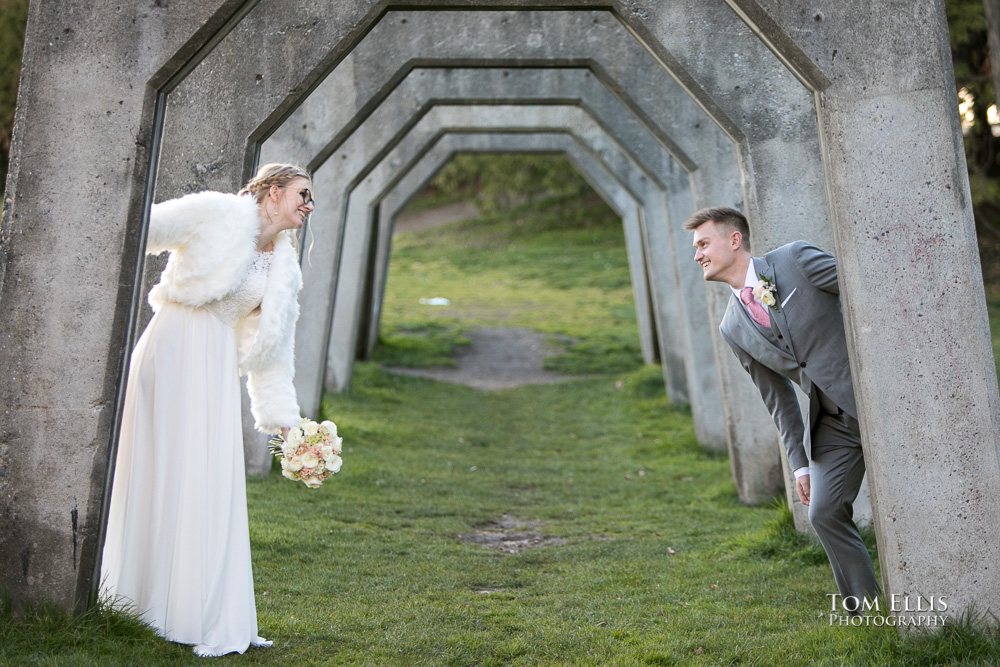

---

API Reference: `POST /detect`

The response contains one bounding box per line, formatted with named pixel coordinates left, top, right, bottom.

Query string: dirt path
left=387, top=202, right=576, bottom=390
left=394, top=200, right=481, bottom=234
left=385, top=327, right=575, bottom=391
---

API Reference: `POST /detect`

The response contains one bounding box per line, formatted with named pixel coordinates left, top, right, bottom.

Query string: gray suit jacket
left=719, top=241, right=856, bottom=471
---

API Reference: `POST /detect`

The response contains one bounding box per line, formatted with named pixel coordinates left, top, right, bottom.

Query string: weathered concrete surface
left=2, top=0, right=991, bottom=622
left=740, top=0, right=1000, bottom=620
left=321, top=104, right=662, bottom=393
left=357, top=131, right=647, bottom=372
left=0, top=0, right=238, bottom=612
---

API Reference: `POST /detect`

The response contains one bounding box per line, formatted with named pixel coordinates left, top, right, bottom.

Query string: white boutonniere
left=752, top=275, right=780, bottom=311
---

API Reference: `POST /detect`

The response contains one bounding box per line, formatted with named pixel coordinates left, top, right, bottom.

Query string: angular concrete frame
left=321, top=107, right=660, bottom=390
left=3, top=1, right=996, bottom=621
left=365, top=133, right=641, bottom=363
left=263, top=66, right=695, bottom=393
left=246, top=12, right=787, bottom=516
left=172, top=13, right=818, bottom=518
left=364, top=131, right=650, bottom=372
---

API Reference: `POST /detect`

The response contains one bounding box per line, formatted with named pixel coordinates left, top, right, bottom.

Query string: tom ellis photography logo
left=827, top=594, right=949, bottom=627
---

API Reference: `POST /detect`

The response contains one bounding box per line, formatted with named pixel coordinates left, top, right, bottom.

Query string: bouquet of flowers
left=269, top=418, right=343, bottom=488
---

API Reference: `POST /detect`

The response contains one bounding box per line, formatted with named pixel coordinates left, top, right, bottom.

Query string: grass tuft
left=0, top=594, right=181, bottom=664
left=727, top=499, right=829, bottom=567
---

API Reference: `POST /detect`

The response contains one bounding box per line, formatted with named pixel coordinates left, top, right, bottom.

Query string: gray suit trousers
left=809, top=408, right=881, bottom=607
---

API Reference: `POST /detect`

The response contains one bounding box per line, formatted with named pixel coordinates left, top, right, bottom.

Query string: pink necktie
left=740, top=287, right=771, bottom=328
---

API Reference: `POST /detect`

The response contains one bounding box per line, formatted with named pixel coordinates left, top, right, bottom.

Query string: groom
left=685, top=206, right=880, bottom=610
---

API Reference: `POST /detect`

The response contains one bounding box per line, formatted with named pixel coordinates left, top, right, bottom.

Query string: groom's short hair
left=683, top=206, right=750, bottom=253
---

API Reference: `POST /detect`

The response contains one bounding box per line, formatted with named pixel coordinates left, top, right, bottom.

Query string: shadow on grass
left=372, top=320, right=470, bottom=368
left=0, top=594, right=188, bottom=663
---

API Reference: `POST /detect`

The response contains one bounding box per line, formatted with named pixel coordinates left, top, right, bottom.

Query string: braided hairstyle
left=238, top=163, right=311, bottom=203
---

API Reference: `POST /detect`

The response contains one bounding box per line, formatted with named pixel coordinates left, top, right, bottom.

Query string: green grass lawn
left=4, top=195, right=1000, bottom=665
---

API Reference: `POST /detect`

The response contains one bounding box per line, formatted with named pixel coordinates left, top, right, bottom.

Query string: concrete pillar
left=735, top=0, right=1000, bottom=620
left=0, top=0, right=236, bottom=612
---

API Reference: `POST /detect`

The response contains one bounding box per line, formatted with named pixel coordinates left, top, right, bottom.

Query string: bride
left=101, top=163, right=313, bottom=657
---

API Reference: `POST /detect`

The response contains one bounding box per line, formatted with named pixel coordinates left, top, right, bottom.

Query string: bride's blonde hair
left=238, top=163, right=311, bottom=202
left=239, top=163, right=313, bottom=257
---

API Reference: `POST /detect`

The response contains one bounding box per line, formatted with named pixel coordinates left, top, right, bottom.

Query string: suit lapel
left=725, top=292, right=790, bottom=363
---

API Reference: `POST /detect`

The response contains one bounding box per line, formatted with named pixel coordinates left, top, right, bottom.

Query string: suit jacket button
left=800, top=362, right=807, bottom=368
left=777, top=334, right=783, bottom=339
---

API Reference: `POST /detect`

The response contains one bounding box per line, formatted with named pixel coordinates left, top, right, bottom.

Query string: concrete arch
left=264, top=67, right=705, bottom=425
left=362, top=132, right=650, bottom=368
left=2, top=0, right=995, bottom=619
left=334, top=124, right=662, bottom=371
left=264, top=63, right=775, bottom=504
left=321, top=105, right=665, bottom=388
left=366, top=133, right=643, bottom=362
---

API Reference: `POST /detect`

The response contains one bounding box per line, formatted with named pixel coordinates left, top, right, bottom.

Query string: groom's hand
left=281, top=426, right=290, bottom=440
left=796, top=475, right=811, bottom=505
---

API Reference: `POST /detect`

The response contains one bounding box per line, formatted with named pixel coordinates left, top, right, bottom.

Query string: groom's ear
left=730, top=230, right=744, bottom=250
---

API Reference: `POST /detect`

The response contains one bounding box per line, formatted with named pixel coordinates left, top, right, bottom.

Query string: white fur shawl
left=146, top=191, right=303, bottom=433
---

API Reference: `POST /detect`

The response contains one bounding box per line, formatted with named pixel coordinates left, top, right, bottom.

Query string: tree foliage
left=423, top=153, right=593, bottom=215
left=946, top=0, right=1000, bottom=283
left=0, top=0, right=28, bottom=201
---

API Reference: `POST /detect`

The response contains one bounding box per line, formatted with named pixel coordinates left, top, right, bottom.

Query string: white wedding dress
left=102, top=251, right=274, bottom=657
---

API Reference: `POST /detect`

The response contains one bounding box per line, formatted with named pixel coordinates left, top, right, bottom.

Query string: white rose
left=281, top=468, right=297, bottom=481
left=303, top=476, right=322, bottom=489
left=331, top=436, right=343, bottom=456
left=326, top=454, right=343, bottom=474
left=286, top=428, right=303, bottom=446
left=320, top=420, right=338, bottom=437
left=300, top=450, right=320, bottom=469
left=287, top=456, right=304, bottom=472
left=303, top=421, right=319, bottom=437
left=759, top=290, right=776, bottom=308
left=321, top=446, right=335, bottom=462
